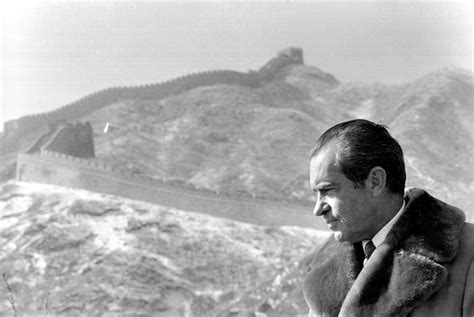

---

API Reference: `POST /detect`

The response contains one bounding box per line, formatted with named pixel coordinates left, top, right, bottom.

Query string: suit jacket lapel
left=339, top=241, right=448, bottom=316
left=303, top=241, right=364, bottom=316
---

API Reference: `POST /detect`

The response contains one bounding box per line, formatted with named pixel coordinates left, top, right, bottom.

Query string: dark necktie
left=364, top=240, right=376, bottom=260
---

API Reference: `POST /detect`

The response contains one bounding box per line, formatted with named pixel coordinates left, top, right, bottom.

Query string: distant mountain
left=0, top=181, right=327, bottom=316
left=81, top=65, right=473, bottom=220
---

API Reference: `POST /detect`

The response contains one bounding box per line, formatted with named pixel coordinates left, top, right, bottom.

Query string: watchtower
left=277, top=47, right=304, bottom=64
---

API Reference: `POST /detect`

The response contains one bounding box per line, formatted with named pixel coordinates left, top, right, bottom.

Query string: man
left=302, top=119, right=474, bottom=317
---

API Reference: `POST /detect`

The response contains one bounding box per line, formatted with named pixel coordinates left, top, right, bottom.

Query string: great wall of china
left=1, top=48, right=325, bottom=230
left=3, top=70, right=259, bottom=136
left=2, top=48, right=303, bottom=137
left=16, top=150, right=323, bottom=230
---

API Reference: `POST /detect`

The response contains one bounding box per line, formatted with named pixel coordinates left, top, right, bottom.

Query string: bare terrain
left=0, top=181, right=328, bottom=316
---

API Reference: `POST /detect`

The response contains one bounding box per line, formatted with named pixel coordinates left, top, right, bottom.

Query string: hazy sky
left=1, top=1, right=472, bottom=127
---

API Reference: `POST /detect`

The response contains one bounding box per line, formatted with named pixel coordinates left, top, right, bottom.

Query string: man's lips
left=325, top=219, right=338, bottom=229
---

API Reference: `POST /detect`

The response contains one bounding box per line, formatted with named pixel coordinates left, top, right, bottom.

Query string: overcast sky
left=1, top=1, right=472, bottom=127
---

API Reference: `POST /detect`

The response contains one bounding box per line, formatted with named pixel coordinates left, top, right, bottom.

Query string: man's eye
left=319, top=188, right=333, bottom=195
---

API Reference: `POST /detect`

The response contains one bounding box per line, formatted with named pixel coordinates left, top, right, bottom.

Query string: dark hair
left=310, top=119, right=406, bottom=194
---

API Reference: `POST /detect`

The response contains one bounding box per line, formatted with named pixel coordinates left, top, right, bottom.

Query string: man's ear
left=365, top=166, right=386, bottom=197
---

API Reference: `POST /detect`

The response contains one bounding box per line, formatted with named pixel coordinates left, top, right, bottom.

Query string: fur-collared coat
left=302, top=188, right=474, bottom=317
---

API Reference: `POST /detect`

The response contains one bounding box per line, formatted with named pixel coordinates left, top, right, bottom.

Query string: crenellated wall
left=258, top=48, right=304, bottom=81
left=16, top=151, right=323, bottom=230
left=278, top=47, right=304, bottom=64
left=4, top=48, right=305, bottom=137
left=35, top=150, right=114, bottom=172
left=4, top=70, right=260, bottom=135
left=4, top=48, right=312, bottom=223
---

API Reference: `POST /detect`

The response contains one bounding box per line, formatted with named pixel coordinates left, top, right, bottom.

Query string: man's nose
left=313, top=197, right=329, bottom=217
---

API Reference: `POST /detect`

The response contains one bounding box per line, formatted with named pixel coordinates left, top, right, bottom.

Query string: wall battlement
left=4, top=70, right=260, bottom=136
left=258, top=47, right=304, bottom=81
left=35, top=149, right=307, bottom=204
left=38, top=149, right=116, bottom=172
left=3, top=48, right=304, bottom=137
left=16, top=152, right=321, bottom=230
left=3, top=47, right=314, bottom=227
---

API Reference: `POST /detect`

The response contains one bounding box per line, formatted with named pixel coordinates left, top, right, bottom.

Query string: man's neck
left=369, top=194, right=405, bottom=240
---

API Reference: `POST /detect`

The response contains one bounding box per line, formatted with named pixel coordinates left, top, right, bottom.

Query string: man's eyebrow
left=314, top=182, right=338, bottom=191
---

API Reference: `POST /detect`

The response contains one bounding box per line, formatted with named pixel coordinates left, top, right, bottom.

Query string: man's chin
left=332, top=231, right=346, bottom=242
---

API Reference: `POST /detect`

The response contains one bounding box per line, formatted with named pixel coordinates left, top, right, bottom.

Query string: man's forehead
left=310, top=144, right=340, bottom=185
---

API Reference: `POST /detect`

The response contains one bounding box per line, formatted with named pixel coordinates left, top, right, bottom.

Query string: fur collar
left=303, top=188, right=465, bottom=317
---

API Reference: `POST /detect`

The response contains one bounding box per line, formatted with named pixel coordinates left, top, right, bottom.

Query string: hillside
left=1, top=50, right=472, bottom=220
left=78, top=65, right=473, bottom=220
left=0, top=181, right=328, bottom=316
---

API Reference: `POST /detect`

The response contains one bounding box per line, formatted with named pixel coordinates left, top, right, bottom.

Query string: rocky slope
left=79, top=65, right=473, bottom=220
left=0, top=181, right=328, bottom=316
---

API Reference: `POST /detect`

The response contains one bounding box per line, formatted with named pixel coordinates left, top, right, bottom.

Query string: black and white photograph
left=1, top=1, right=473, bottom=316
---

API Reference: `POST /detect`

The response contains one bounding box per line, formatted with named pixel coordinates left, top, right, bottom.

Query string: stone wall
left=278, top=47, right=304, bottom=64
left=4, top=48, right=305, bottom=137
left=4, top=70, right=260, bottom=136
left=258, top=47, right=304, bottom=81
left=16, top=152, right=323, bottom=230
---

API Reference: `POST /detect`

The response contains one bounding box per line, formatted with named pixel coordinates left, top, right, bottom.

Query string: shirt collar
left=363, top=200, right=405, bottom=249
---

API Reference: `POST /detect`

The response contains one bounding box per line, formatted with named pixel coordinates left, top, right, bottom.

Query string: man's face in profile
left=309, top=144, right=375, bottom=243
